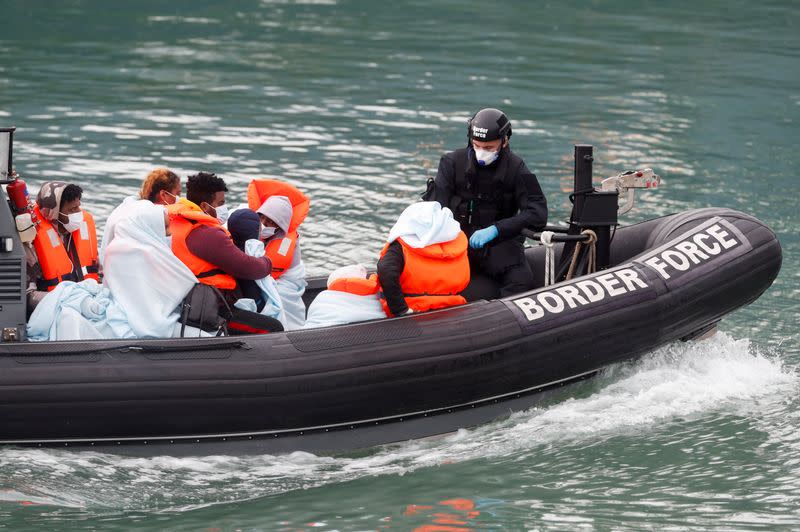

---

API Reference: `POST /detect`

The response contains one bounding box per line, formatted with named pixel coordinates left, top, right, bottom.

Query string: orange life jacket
left=328, top=274, right=380, bottom=296
left=378, top=233, right=470, bottom=316
left=32, top=206, right=99, bottom=291
left=167, top=200, right=237, bottom=290
left=247, top=179, right=309, bottom=279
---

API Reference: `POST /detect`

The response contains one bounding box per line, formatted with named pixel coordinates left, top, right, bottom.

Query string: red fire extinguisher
left=6, top=178, right=30, bottom=216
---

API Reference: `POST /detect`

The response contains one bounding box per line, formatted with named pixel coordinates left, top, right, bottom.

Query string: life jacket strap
left=36, top=272, right=78, bottom=291
left=197, top=268, right=226, bottom=279
left=378, top=290, right=460, bottom=298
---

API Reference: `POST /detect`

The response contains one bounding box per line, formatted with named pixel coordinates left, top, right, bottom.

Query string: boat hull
left=0, top=208, right=781, bottom=455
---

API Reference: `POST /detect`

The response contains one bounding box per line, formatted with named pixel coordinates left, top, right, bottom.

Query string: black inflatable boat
left=0, top=137, right=782, bottom=456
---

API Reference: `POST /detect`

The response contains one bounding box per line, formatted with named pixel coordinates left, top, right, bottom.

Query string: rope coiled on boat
left=565, top=229, right=598, bottom=281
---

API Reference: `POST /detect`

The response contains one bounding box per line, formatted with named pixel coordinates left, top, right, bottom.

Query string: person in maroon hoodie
left=169, top=172, right=270, bottom=300
left=171, top=172, right=282, bottom=333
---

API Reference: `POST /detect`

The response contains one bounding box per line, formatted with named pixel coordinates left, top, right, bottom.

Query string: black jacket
left=430, top=146, right=547, bottom=239
left=376, top=240, right=407, bottom=316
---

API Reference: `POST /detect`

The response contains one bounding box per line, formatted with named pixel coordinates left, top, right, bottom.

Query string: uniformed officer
left=426, top=108, right=547, bottom=297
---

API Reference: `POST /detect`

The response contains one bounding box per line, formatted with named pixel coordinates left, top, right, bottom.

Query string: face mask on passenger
left=215, top=204, right=229, bottom=225
left=59, top=211, right=83, bottom=233
left=474, top=147, right=499, bottom=166
left=260, top=226, right=276, bottom=240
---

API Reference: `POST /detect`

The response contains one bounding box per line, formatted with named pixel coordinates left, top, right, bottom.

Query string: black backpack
left=179, top=283, right=232, bottom=337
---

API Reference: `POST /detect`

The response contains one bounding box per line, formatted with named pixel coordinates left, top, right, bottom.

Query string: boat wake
left=0, top=332, right=794, bottom=517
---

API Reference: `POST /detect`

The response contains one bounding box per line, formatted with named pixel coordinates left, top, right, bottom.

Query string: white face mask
left=60, top=211, right=83, bottom=233
left=474, top=147, right=499, bottom=166
left=215, top=204, right=229, bottom=225
left=260, top=226, right=276, bottom=240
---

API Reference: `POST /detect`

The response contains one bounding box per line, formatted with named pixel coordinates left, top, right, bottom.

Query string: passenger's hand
left=469, top=225, right=499, bottom=249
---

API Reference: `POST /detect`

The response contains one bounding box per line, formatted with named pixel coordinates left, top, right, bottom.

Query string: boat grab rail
left=522, top=228, right=591, bottom=243
left=1, top=338, right=250, bottom=356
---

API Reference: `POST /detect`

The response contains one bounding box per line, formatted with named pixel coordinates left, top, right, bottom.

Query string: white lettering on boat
left=512, top=267, right=648, bottom=322
left=642, top=223, right=739, bottom=280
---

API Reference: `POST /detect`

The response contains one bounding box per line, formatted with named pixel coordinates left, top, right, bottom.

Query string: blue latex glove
left=469, top=225, right=499, bottom=249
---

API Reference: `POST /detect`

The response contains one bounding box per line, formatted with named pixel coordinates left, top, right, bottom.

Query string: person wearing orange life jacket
left=168, top=172, right=271, bottom=303
left=246, top=179, right=309, bottom=281
left=304, top=265, right=386, bottom=328
left=247, top=179, right=310, bottom=330
left=255, top=195, right=301, bottom=277
left=376, top=201, right=470, bottom=317
left=25, top=181, right=100, bottom=313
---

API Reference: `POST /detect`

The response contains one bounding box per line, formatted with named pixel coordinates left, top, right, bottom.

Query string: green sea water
left=1, top=1, right=798, bottom=529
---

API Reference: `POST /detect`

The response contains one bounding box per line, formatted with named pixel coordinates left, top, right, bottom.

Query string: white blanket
left=99, top=195, right=139, bottom=266
left=304, top=290, right=385, bottom=329
left=27, top=279, right=113, bottom=340
left=275, top=246, right=308, bottom=330
left=304, top=264, right=385, bottom=329
left=28, top=201, right=197, bottom=340
left=103, top=200, right=197, bottom=338
left=386, top=201, right=461, bottom=248
left=235, top=239, right=287, bottom=326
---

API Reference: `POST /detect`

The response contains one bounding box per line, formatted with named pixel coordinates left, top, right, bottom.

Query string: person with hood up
left=26, top=181, right=100, bottom=312
left=256, top=195, right=300, bottom=278
left=255, top=194, right=308, bottom=329
left=377, top=201, right=470, bottom=317
left=309, top=201, right=469, bottom=326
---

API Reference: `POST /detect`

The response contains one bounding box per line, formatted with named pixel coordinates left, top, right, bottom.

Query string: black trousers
left=464, top=238, right=535, bottom=300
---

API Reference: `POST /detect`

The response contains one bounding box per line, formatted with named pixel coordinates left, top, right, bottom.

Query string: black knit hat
left=227, top=208, right=261, bottom=250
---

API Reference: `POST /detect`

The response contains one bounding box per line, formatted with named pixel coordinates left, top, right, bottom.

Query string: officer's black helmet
left=467, top=108, right=512, bottom=142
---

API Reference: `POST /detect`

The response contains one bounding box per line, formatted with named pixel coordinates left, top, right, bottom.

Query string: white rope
left=540, top=230, right=556, bottom=286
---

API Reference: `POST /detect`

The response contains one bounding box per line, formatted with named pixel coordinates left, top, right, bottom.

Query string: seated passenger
left=227, top=208, right=268, bottom=311
left=376, top=201, right=470, bottom=316
left=168, top=171, right=270, bottom=305
left=226, top=208, right=288, bottom=329
left=306, top=202, right=469, bottom=328
left=304, top=265, right=385, bottom=329
left=28, top=201, right=198, bottom=340
left=25, top=181, right=99, bottom=312
left=247, top=179, right=308, bottom=279
left=248, top=180, right=310, bottom=330
left=100, top=167, right=182, bottom=264
left=102, top=201, right=198, bottom=338
left=140, top=167, right=182, bottom=206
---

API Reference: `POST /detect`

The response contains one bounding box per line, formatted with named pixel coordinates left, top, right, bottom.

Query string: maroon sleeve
left=186, top=225, right=272, bottom=280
